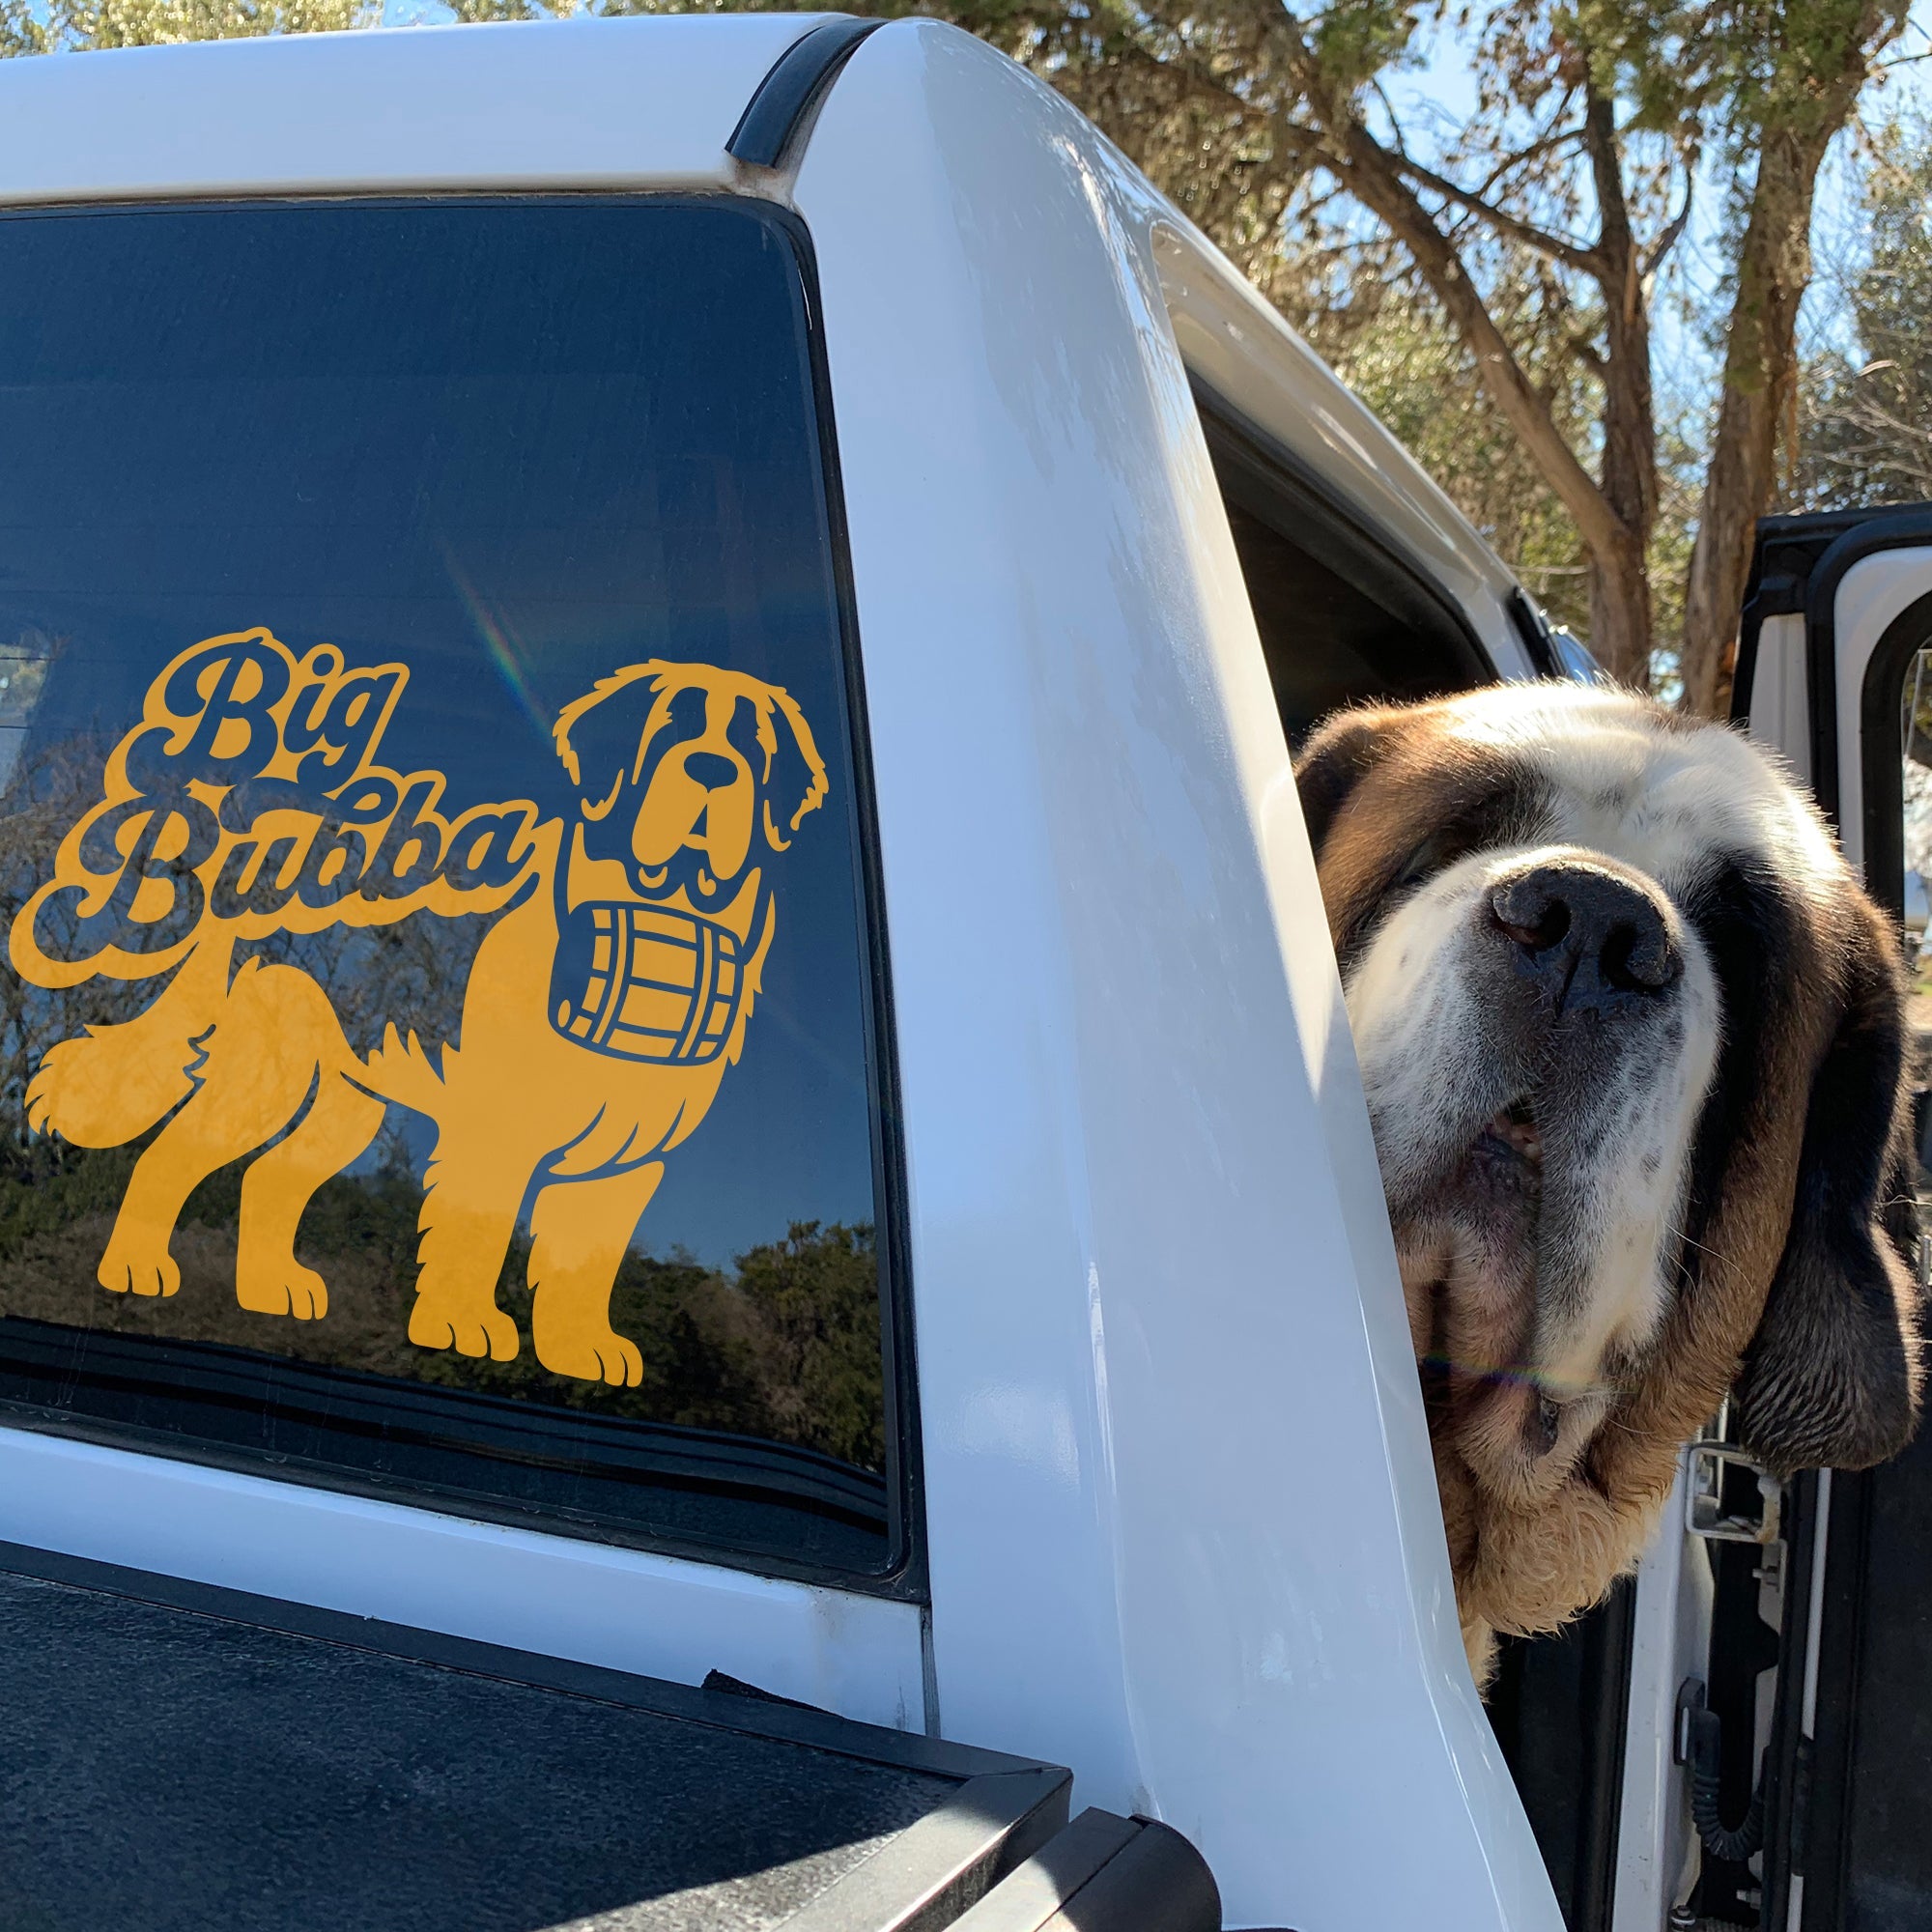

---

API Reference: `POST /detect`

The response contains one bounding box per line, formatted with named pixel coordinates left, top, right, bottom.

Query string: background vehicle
left=0, top=15, right=1918, bottom=1932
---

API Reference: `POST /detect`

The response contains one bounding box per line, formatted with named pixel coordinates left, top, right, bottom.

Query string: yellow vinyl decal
left=8, top=628, right=829, bottom=1385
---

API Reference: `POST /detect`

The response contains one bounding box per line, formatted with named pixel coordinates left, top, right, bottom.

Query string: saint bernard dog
left=1295, top=680, right=1925, bottom=1684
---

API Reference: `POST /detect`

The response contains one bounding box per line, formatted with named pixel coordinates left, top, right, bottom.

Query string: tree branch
left=1641, top=169, right=1694, bottom=280
left=1228, top=0, right=1634, bottom=579
left=1469, top=117, right=1585, bottom=206
left=1331, top=128, right=1634, bottom=570
left=1389, top=150, right=1603, bottom=277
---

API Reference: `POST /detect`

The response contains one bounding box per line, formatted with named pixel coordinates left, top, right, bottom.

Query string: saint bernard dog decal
left=10, top=628, right=828, bottom=1386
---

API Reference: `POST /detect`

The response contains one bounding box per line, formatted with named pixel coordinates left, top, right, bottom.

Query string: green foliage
left=1793, top=115, right=1932, bottom=511
left=0, top=0, right=1901, bottom=689
left=0, top=0, right=373, bottom=53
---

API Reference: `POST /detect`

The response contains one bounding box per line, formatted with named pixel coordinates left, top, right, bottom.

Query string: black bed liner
left=0, top=1542, right=1217, bottom=1932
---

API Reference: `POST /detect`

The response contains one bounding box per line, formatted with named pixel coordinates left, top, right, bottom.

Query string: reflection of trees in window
left=0, top=733, right=499, bottom=1163
left=0, top=737, right=885, bottom=1474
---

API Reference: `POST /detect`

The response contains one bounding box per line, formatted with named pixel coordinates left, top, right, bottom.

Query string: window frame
left=0, top=190, right=927, bottom=1605
left=1188, top=378, right=1500, bottom=730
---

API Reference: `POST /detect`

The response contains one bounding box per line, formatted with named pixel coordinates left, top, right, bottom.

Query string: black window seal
left=1857, top=588, right=1932, bottom=928
left=727, top=16, right=883, bottom=171
left=786, top=196, right=931, bottom=1607
left=1187, top=376, right=1500, bottom=695
left=1508, top=587, right=1563, bottom=678
left=0, top=190, right=927, bottom=1607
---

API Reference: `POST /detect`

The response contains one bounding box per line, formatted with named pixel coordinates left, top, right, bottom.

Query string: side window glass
left=0, top=198, right=906, bottom=1583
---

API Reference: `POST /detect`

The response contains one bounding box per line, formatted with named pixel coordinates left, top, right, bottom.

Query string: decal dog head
left=14, top=634, right=831, bottom=1387
left=554, top=663, right=828, bottom=911
left=1296, top=681, right=1924, bottom=1682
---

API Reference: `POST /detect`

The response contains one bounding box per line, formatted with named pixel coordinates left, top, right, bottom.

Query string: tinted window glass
left=0, top=199, right=906, bottom=1582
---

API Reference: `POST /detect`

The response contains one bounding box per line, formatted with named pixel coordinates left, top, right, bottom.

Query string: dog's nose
left=681, top=752, right=738, bottom=790
left=1489, top=860, right=1679, bottom=1013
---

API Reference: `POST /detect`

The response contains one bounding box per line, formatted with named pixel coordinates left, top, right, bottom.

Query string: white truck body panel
left=800, top=24, right=1551, bottom=1928
left=0, top=15, right=821, bottom=200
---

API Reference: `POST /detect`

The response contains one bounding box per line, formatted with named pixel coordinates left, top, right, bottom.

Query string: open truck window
left=0, top=197, right=913, bottom=1590
left=1190, top=391, right=1496, bottom=744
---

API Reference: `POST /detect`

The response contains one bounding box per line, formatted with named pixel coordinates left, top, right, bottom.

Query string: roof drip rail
left=727, top=15, right=882, bottom=170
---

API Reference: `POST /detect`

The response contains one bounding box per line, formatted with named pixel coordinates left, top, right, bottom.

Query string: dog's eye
left=1393, top=834, right=1451, bottom=893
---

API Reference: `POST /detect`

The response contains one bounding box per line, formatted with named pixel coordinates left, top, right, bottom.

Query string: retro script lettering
left=13, top=628, right=543, bottom=988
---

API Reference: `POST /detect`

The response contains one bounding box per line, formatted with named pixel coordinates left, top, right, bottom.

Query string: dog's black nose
left=1490, top=861, right=1679, bottom=1012
left=681, top=752, right=738, bottom=790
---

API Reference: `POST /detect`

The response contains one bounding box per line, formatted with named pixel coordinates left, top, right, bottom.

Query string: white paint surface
left=0, top=15, right=822, bottom=202
left=800, top=23, right=1557, bottom=1928
left=0, top=1427, right=926, bottom=1728
left=0, top=19, right=1563, bottom=1924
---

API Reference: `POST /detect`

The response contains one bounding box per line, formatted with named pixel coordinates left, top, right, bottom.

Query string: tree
left=450, top=0, right=1899, bottom=711
left=1794, top=114, right=1932, bottom=510
left=1007, top=0, right=1905, bottom=709
left=0, top=0, right=367, bottom=51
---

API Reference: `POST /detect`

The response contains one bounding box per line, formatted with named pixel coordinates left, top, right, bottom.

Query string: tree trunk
left=1680, top=134, right=1830, bottom=717
left=1583, top=83, right=1658, bottom=692
left=1321, top=122, right=1655, bottom=683
left=1586, top=543, right=1654, bottom=689
left=1681, top=5, right=1903, bottom=718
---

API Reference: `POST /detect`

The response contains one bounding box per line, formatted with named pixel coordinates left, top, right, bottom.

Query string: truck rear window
left=0, top=197, right=910, bottom=1586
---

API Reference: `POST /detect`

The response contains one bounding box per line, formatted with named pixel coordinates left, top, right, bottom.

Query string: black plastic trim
left=1508, top=588, right=1562, bottom=678
left=779, top=1768, right=1074, bottom=1932
left=727, top=16, right=883, bottom=170
left=1858, top=589, right=1932, bottom=921
left=950, top=1810, right=1139, bottom=1932
left=784, top=199, right=930, bottom=1606
left=952, top=1810, right=1222, bottom=1932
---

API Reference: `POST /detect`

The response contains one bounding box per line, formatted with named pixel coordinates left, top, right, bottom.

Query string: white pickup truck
left=0, top=16, right=1926, bottom=1932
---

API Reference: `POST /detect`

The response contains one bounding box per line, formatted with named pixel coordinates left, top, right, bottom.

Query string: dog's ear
left=554, top=668, right=666, bottom=818
left=1293, top=704, right=1398, bottom=858
left=1736, top=908, right=1925, bottom=1474
left=757, top=685, right=830, bottom=852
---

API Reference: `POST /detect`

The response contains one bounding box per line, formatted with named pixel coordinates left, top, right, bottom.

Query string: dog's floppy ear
left=554, top=666, right=667, bottom=817
left=1293, top=703, right=1399, bottom=858
left=1736, top=908, right=1925, bottom=1474
left=757, top=685, right=829, bottom=852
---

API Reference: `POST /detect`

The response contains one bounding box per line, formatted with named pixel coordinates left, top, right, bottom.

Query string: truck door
left=1729, top=504, right=1932, bottom=1930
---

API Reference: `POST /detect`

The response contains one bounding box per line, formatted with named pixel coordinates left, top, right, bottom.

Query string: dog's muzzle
left=550, top=899, right=747, bottom=1065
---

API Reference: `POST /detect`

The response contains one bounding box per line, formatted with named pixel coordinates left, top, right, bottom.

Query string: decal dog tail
left=25, top=937, right=235, bottom=1150
left=355, top=1022, right=448, bottom=1121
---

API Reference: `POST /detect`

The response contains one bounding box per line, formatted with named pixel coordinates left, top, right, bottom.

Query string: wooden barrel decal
left=550, top=901, right=742, bottom=1065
